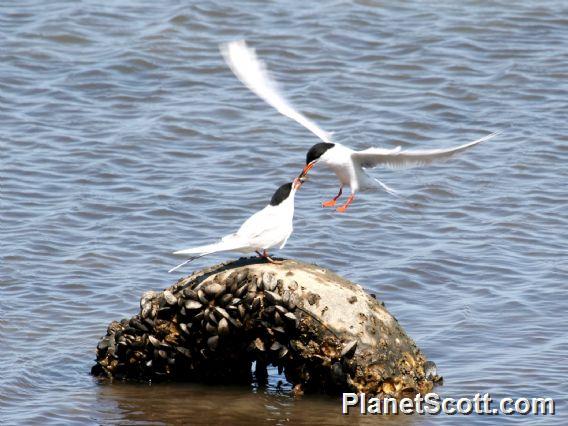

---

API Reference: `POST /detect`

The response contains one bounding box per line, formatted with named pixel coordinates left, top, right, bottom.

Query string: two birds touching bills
left=169, top=41, right=502, bottom=273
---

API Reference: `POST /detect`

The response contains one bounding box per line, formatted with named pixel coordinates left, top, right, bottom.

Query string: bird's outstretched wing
left=221, top=40, right=333, bottom=143
left=352, top=130, right=502, bottom=169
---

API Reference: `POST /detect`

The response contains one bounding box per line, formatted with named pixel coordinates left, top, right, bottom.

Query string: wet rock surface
left=91, top=258, right=441, bottom=397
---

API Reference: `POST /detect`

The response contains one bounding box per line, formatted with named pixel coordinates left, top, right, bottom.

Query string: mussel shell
left=262, top=272, right=277, bottom=291
left=184, top=300, right=202, bottom=310
left=205, top=321, right=216, bottom=334
left=264, top=291, right=281, bottom=305
left=218, top=318, right=229, bottom=336
left=214, top=306, right=230, bottom=320
left=227, top=316, right=242, bottom=328
left=341, top=341, right=357, bottom=359
left=163, top=290, right=177, bottom=305
left=97, top=338, right=111, bottom=352
left=218, top=293, right=233, bottom=306
left=283, top=312, right=298, bottom=327
left=203, top=282, right=224, bottom=299
left=251, top=296, right=262, bottom=311
left=254, top=338, right=265, bottom=352
left=278, top=346, right=289, bottom=359
left=182, top=288, right=198, bottom=300
left=197, top=289, right=208, bottom=304
left=235, top=283, right=248, bottom=298
left=245, top=291, right=255, bottom=305
left=176, top=347, right=192, bottom=358
left=424, top=360, right=437, bottom=379
left=141, top=304, right=152, bottom=319
left=207, top=335, right=219, bottom=351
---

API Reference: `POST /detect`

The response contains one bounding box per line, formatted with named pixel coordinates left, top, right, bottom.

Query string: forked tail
left=169, top=236, right=248, bottom=273
left=372, top=177, right=402, bottom=198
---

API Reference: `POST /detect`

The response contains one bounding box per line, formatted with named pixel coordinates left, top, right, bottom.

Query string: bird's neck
left=278, top=192, right=295, bottom=214
left=322, top=143, right=351, bottom=163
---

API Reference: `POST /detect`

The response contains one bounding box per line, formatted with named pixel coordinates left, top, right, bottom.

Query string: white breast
left=238, top=194, right=295, bottom=251
left=321, top=144, right=357, bottom=189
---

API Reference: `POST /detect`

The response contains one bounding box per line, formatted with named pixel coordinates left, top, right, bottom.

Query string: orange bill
left=299, top=161, right=316, bottom=179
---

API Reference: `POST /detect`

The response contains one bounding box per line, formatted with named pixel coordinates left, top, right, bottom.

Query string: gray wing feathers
left=353, top=130, right=502, bottom=169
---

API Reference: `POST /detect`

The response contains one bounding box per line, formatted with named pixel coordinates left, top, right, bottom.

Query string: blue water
left=1, top=0, right=567, bottom=424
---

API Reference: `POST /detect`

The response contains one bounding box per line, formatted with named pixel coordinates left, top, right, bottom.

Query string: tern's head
left=299, top=143, right=335, bottom=179
left=269, top=179, right=303, bottom=206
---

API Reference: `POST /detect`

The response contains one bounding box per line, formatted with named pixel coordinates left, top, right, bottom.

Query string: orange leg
left=336, top=194, right=355, bottom=213
left=322, top=186, right=343, bottom=208
left=258, top=250, right=282, bottom=264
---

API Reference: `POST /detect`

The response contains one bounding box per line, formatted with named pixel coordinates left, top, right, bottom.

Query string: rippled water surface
left=2, top=0, right=567, bottom=424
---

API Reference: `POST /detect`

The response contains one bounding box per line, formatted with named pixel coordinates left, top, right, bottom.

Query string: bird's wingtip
left=490, top=123, right=515, bottom=137
left=220, top=39, right=249, bottom=55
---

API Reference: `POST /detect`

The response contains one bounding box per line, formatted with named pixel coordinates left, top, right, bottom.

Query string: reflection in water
left=94, top=381, right=420, bottom=425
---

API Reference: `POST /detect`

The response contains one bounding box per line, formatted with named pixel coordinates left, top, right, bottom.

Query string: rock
left=91, top=257, right=440, bottom=397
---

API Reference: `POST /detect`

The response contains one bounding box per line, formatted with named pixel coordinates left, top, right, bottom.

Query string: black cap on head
left=306, top=143, right=335, bottom=165
left=270, top=182, right=293, bottom=206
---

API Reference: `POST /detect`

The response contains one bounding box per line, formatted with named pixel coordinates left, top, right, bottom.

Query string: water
left=1, top=0, right=567, bottom=424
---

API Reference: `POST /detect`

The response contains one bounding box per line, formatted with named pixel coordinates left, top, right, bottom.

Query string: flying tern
left=169, top=178, right=303, bottom=273
left=221, top=40, right=502, bottom=212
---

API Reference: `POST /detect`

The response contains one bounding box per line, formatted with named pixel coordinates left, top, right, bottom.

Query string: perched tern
left=169, top=178, right=303, bottom=273
left=221, top=40, right=502, bottom=212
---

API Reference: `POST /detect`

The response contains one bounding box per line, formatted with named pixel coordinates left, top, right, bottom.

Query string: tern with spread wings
left=221, top=40, right=501, bottom=212
left=170, top=178, right=303, bottom=273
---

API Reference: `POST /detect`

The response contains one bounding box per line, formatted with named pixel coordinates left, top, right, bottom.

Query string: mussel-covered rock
left=91, top=258, right=440, bottom=397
